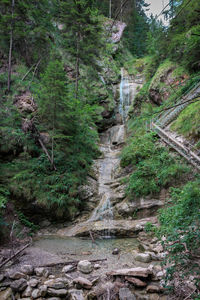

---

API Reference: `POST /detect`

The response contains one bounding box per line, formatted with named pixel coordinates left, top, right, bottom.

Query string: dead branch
left=0, top=243, right=30, bottom=269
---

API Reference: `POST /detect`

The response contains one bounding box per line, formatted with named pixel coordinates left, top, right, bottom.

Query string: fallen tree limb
left=40, top=258, right=107, bottom=268
left=0, top=243, right=30, bottom=269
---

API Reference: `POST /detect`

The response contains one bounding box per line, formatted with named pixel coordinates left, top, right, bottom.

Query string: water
left=119, top=68, right=131, bottom=123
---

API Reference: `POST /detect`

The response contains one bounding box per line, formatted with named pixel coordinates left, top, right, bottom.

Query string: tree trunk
left=7, top=0, right=15, bottom=93
left=109, top=0, right=112, bottom=18
left=75, top=30, right=80, bottom=99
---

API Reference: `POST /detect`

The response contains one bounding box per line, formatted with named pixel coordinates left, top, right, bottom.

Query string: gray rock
left=32, top=288, right=41, bottom=298
left=21, top=264, right=34, bottom=275
left=0, top=274, right=4, bottom=282
left=22, top=286, right=32, bottom=297
left=8, top=270, right=26, bottom=280
left=69, top=289, right=84, bottom=300
left=119, top=288, right=136, bottom=300
left=112, top=248, right=119, bottom=255
left=10, top=278, right=27, bottom=292
left=135, top=253, right=151, bottom=263
left=35, top=267, right=49, bottom=277
left=62, top=265, right=75, bottom=273
left=46, top=298, right=61, bottom=300
left=40, top=284, right=47, bottom=297
left=47, top=288, right=68, bottom=297
left=0, top=288, right=12, bottom=300
left=77, top=260, right=93, bottom=274
left=28, top=278, right=39, bottom=287
left=44, top=278, right=67, bottom=289
left=73, top=277, right=92, bottom=289
left=94, top=264, right=100, bottom=269
left=49, top=275, right=56, bottom=279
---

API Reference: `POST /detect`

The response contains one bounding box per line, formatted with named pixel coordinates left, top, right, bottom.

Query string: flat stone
left=107, top=267, right=151, bottom=278
left=135, top=253, right=151, bottom=263
left=77, top=260, right=93, bottom=274
left=10, top=278, right=27, bottom=292
left=47, top=288, right=68, bottom=297
left=73, top=277, right=92, bottom=289
left=62, top=265, right=75, bottom=273
left=119, top=288, right=136, bottom=300
left=28, top=278, right=39, bottom=287
left=0, top=288, right=12, bottom=300
left=21, top=265, right=34, bottom=275
left=32, top=288, right=41, bottom=298
left=8, top=270, right=26, bottom=280
left=44, top=278, right=66, bottom=289
left=69, top=289, right=84, bottom=300
left=125, top=276, right=147, bottom=287
left=146, top=284, right=160, bottom=293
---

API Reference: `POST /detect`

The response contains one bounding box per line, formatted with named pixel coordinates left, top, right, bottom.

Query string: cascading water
left=119, top=68, right=131, bottom=123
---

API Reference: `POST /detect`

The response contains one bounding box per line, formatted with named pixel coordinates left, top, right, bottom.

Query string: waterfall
left=119, top=68, right=130, bottom=123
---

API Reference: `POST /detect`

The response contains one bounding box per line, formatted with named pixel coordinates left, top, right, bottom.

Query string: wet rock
left=94, top=264, right=100, bottom=270
left=69, top=289, right=84, bottom=300
left=0, top=288, right=12, bottom=300
left=7, top=270, right=26, bottom=280
left=47, top=288, right=68, bottom=297
left=119, top=287, right=136, bottom=300
left=112, top=248, right=119, bottom=255
left=73, top=277, right=92, bottom=289
left=28, top=278, right=39, bottom=287
left=77, top=260, right=93, bottom=274
left=22, top=286, right=32, bottom=297
left=21, top=264, right=34, bottom=275
left=62, top=265, right=75, bottom=273
left=107, top=267, right=151, bottom=278
left=32, top=288, right=41, bottom=298
left=10, top=278, right=27, bottom=292
left=146, top=284, right=161, bottom=293
left=35, top=267, right=49, bottom=277
left=125, top=276, right=147, bottom=287
left=135, top=253, right=151, bottom=263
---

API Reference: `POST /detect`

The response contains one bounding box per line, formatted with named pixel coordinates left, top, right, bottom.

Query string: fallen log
left=0, top=243, right=30, bottom=269
left=40, top=258, right=107, bottom=268
left=107, top=267, right=151, bottom=278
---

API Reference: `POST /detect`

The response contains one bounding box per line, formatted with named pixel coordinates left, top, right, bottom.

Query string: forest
left=0, top=0, right=200, bottom=299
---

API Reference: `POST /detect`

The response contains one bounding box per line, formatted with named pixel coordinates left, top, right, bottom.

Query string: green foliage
left=144, top=222, right=155, bottom=233
left=157, top=178, right=200, bottom=290
left=17, top=211, right=39, bottom=232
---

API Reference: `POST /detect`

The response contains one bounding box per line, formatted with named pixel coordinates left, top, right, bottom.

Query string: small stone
left=46, top=298, right=61, bottom=300
left=119, top=288, right=136, bottom=300
left=10, top=278, right=27, bottom=292
left=32, top=288, right=41, bottom=298
left=39, top=284, right=47, bottom=297
left=62, top=265, right=75, bottom=273
left=77, top=260, right=93, bottom=274
left=47, top=288, right=68, bottom=297
left=44, top=278, right=66, bottom=289
left=146, top=284, right=160, bottom=293
left=49, top=275, right=55, bottom=279
left=0, top=287, right=12, bottom=300
left=69, top=289, right=84, bottom=300
left=112, top=248, right=119, bottom=255
left=35, top=267, right=49, bottom=277
left=94, top=264, right=100, bottom=269
left=22, top=286, right=32, bottom=297
left=8, top=270, right=26, bottom=280
left=21, top=265, right=34, bottom=275
left=125, top=276, right=147, bottom=287
left=156, top=270, right=166, bottom=280
left=28, top=278, right=39, bottom=287
left=135, top=253, right=151, bottom=263
left=73, top=277, right=92, bottom=289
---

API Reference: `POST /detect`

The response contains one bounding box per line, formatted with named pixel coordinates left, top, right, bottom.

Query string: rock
left=69, top=289, right=84, bottom=300
left=32, top=288, right=41, bottom=298
left=146, top=284, right=160, bottom=293
left=94, top=264, right=100, bottom=270
left=0, top=288, right=12, bottom=300
left=44, top=278, right=67, bottom=289
left=62, top=265, right=75, bottom=273
left=0, top=274, right=5, bottom=282
left=10, top=278, right=27, bottom=292
left=107, top=267, right=151, bottom=278
left=153, top=244, right=163, bottom=253
left=125, top=276, right=147, bottom=287
left=28, top=278, right=39, bottom=287
left=8, top=270, right=26, bottom=280
left=40, top=284, right=48, bottom=297
left=112, top=248, right=119, bottom=255
left=77, top=260, right=93, bottom=274
left=22, top=286, right=32, bottom=297
left=155, top=270, right=166, bottom=280
left=135, top=253, right=151, bottom=263
left=73, top=277, right=92, bottom=289
left=47, top=288, right=68, bottom=297
left=35, top=267, right=49, bottom=277
left=21, top=264, right=34, bottom=275
left=40, top=219, right=51, bottom=228
left=46, top=298, right=61, bottom=300
left=119, top=288, right=136, bottom=300
left=49, top=275, right=56, bottom=279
